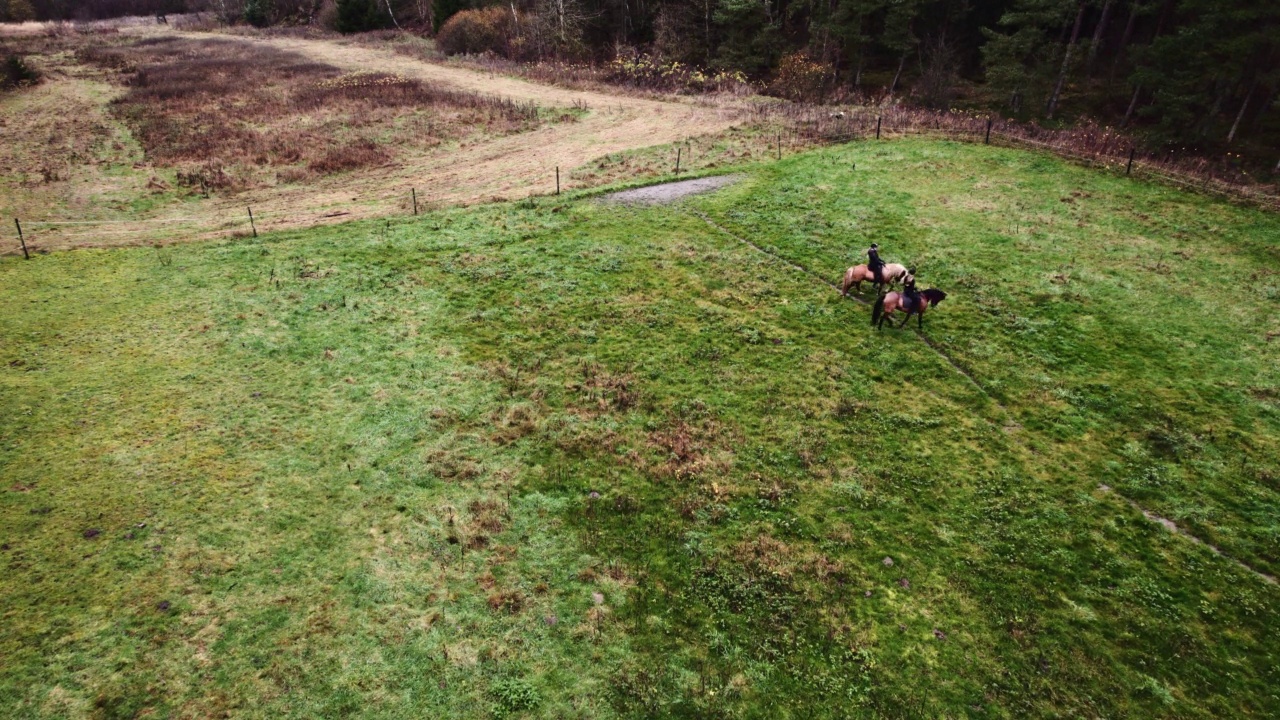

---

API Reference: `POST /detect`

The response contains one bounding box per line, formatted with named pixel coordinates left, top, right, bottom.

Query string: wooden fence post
left=876, top=116, right=882, bottom=140
left=1126, top=148, right=1136, bottom=176
left=412, top=188, right=418, bottom=216
left=985, top=118, right=993, bottom=144
left=248, top=207, right=257, bottom=238
left=676, top=147, right=682, bottom=174
left=15, top=218, right=29, bottom=260
left=556, top=167, right=560, bottom=195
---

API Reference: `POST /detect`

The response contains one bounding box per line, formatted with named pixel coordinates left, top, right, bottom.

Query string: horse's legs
left=918, top=312, right=924, bottom=330
left=899, top=312, right=912, bottom=328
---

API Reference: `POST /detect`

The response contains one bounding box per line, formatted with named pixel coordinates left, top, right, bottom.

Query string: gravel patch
left=601, top=174, right=744, bottom=205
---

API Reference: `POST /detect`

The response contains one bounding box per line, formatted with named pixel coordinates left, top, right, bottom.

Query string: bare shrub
left=176, top=161, right=233, bottom=190
left=768, top=52, right=830, bottom=103
left=436, top=7, right=512, bottom=56
left=307, top=139, right=389, bottom=174
left=605, top=51, right=750, bottom=94
left=275, top=166, right=312, bottom=184
left=1, top=54, right=40, bottom=90
left=916, top=38, right=959, bottom=110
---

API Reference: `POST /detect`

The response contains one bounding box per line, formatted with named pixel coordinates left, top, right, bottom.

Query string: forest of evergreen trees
left=5, top=0, right=1277, bottom=154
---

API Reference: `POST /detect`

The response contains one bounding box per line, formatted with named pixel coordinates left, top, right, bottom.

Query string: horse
left=871, top=288, right=947, bottom=330
left=841, top=263, right=907, bottom=296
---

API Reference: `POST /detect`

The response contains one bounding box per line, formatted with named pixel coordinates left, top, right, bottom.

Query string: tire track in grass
left=1098, top=485, right=1278, bottom=585
left=690, top=204, right=1280, bottom=588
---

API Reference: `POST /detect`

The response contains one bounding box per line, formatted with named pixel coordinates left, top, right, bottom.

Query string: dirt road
left=204, top=32, right=743, bottom=201
left=8, top=29, right=744, bottom=251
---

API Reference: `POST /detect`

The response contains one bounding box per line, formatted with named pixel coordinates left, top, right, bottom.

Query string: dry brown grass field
left=78, top=36, right=541, bottom=190
left=1, top=25, right=755, bottom=252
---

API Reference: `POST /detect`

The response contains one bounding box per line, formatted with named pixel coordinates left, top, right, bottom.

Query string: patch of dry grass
left=1, top=28, right=741, bottom=252
left=76, top=36, right=540, bottom=191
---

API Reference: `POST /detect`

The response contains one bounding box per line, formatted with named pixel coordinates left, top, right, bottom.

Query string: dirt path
left=9, top=30, right=743, bottom=251
left=206, top=31, right=743, bottom=203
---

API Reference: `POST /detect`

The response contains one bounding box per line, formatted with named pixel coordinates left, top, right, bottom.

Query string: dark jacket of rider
left=902, top=269, right=921, bottom=308
left=867, top=244, right=884, bottom=281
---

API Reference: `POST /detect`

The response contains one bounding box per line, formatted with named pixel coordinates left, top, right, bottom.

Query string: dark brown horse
left=871, top=289, right=947, bottom=330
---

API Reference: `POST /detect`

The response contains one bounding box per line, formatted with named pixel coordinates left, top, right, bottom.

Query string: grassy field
left=2, top=138, right=1279, bottom=718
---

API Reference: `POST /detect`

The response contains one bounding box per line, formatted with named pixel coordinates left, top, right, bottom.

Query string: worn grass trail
left=1, top=139, right=1278, bottom=718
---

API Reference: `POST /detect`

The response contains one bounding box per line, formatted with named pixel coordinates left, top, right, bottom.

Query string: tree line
left=5, top=0, right=1277, bottom=155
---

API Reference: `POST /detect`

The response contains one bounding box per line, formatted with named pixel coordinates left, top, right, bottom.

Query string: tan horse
left=842, top=263, right=907, bottom=296
left=871, top=288, right=947, bottom=330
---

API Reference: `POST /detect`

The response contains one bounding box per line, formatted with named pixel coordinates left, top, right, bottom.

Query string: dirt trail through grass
left=201, top=30, right=742, bottom=180
left=7, top=29, right=742, bottom=251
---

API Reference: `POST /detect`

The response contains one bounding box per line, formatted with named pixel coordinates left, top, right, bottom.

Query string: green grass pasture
left=2, top=139, right=1279, bottom=718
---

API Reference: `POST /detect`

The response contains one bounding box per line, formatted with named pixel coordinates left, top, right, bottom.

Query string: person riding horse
left=866, top=244, right=885, bottom=285
left=900, top=267, right=921, bottom=312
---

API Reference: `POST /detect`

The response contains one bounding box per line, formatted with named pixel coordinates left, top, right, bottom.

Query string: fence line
left=7, top=114, right=1279, bottom=256
left=787, top=108, right=1279, bottom=211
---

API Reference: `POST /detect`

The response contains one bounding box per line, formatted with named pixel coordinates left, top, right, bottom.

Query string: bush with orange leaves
left=436, top=7, right=514, bottom=57
left=769, top=52, right=832, bottom=103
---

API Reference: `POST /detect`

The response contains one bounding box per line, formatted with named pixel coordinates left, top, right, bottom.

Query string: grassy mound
left=2, top=139, right=1278, bottom=718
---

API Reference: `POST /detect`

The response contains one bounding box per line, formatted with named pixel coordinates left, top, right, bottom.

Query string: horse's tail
left=841, top=268, right=852, bottom=295
left=871, top=294, right=884, bottom=326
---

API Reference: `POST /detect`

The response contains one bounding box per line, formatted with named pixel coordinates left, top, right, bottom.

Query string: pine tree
left=6, top=0, right=38, bottom=22
left=882, top=0, right=921, bottom=95
left=981, top=0, right=1085, bottom=117
left=335, top=0, right=389, bottom=32
left=1132, top=0, right=1278, bottom=145
left=244, top=0, right=273, bottom=26
left=433, top=0, right=470, bottom=31
left=713, top=0, right=784, bottom=75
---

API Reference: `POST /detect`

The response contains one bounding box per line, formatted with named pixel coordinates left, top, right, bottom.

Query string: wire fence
left=7, top=107, right=1279, bottom=258
left=4, top=189, right=436, bottom=257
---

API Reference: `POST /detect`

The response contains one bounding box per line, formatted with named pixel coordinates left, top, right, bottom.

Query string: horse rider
left=901, top=267, right=921, bottom=311
left=866, top=243, right=885, bottom=285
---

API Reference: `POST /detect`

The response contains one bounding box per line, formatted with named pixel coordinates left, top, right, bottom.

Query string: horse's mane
left=923, top=289, right=947, bottom=306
